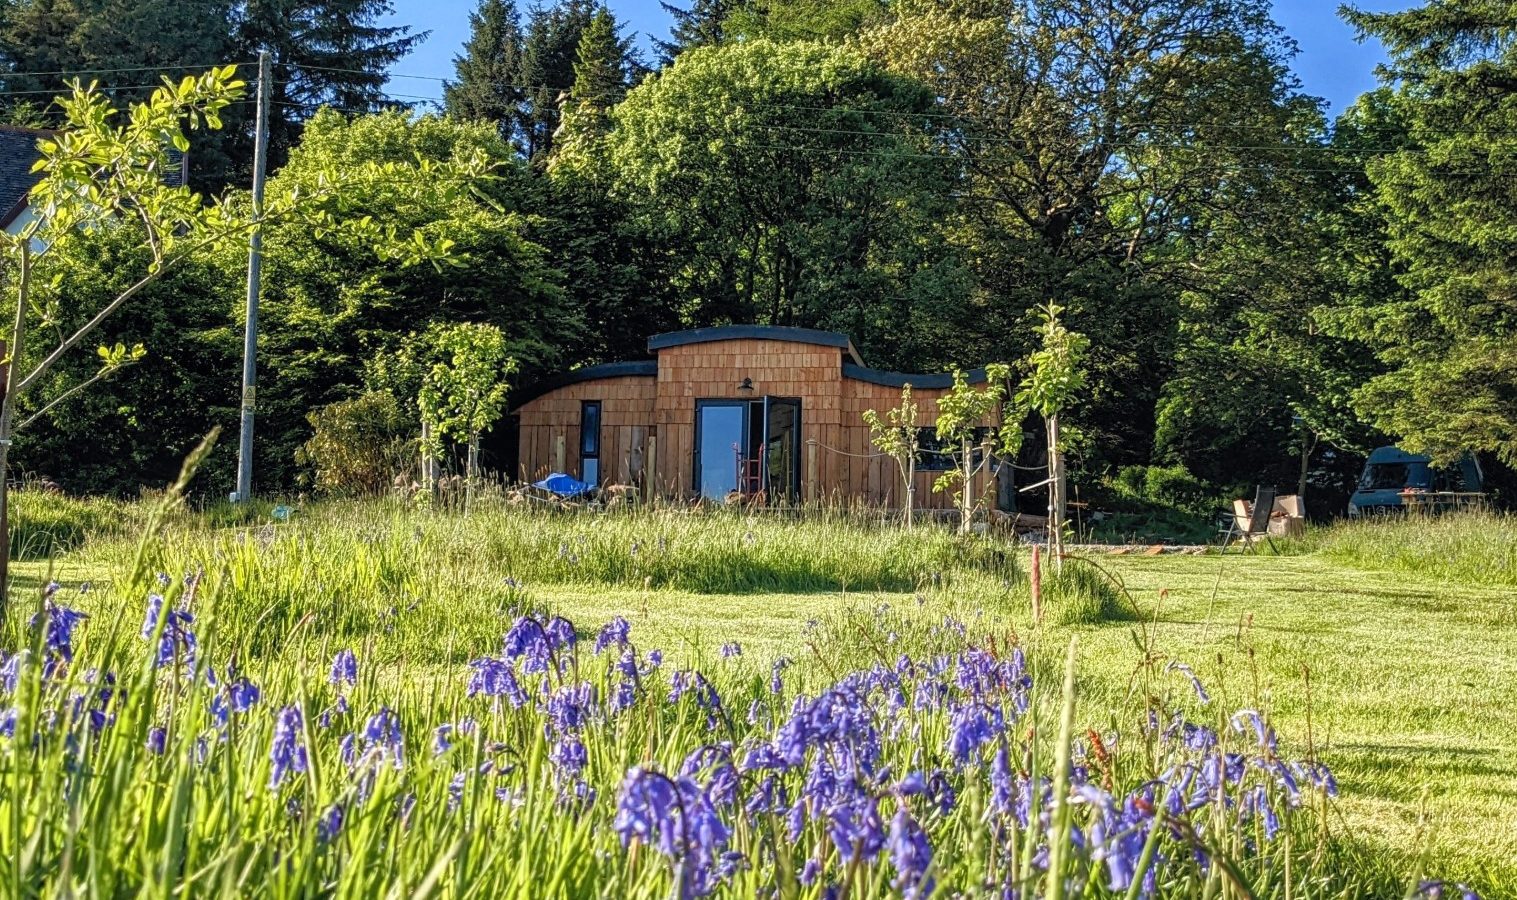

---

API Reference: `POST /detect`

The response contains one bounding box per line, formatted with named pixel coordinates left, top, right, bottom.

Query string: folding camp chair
left=1219, top=485, right=1277, bottom=553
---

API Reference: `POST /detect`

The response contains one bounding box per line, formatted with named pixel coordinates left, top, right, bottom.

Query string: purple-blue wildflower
left=140, top=594, right=197, bottom=668
left=329, top=649, right=358, bottom=686
left=34, top=603, right=87, bottom=662
left=594, top=617, right=631, bottom=655
left=269, top=706, right=309, bottom=789
left=888, top=806, right=935, bottom=898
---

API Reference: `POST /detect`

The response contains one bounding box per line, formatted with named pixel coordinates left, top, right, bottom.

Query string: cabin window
left=580, top=401, right=601, bottom=485
left=916, top=427, right=989, bottom=472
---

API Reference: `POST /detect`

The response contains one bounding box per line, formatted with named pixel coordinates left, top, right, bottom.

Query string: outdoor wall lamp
left=738, top=377, right=754, bottom=395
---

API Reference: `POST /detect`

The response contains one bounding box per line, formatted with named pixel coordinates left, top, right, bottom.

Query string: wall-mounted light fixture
left=738, top=377, right=754, bottom=395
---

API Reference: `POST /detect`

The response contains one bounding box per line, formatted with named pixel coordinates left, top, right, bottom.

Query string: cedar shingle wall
left=653, top=339, right=844, bottom=498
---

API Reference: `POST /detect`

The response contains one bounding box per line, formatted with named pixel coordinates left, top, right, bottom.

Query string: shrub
left=1110, top=463, right=1217, bottom=515
left=296, top=392, right=414, bottom=496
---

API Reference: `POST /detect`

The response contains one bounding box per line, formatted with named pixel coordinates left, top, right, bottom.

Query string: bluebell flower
left=544, top=682, right=595, bottom=733
left=140, top=594, right=196, bottom=668
left=1230, top=709, right=1279, bottom=753
left=799, top=857, right=822, bottom=885
left=826, top=795, right=886, bottom=863
left=329, top=649, right=358, bottom=686
left=362, top=706, right=405, bottom=768
left=646, top=649, right=664, bottom=669
left=1, top=651, right=29, bottom=694
left=317, top=803, right=344, bottom=842
left=719, top=642, right=742, bottom=658
left=34, top=603, right=87, bottom=662
left=770, top=657, right=791, bottom=695
left=594, top=617, right=631, bottom=655
left=927, top=770, right=956, bottom=816
left=550, top=734, right=588, bottom=778
left=269, top=705, right=309, bottom=789
left=946, top=702, right=1001, bottom=765
left=613, top=767, right=735, bottom=898
left=209, top=675, right=261, bottom=727
left=146, top=726, right=167, bottom=755
left=545, top=616, right=577, bottom=650
left=888, top=806, right=935, bottom=899
left=1416, top=881, right=1481, bottom=900
left=467, top=657, right=527, bottom=707
left=503, top=617, right=553, bottom=674
left=0, top=707, right=14, bottom=738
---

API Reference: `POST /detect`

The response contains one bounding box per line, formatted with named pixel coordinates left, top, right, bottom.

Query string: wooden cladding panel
left=516, top=376, right=656, bottom=484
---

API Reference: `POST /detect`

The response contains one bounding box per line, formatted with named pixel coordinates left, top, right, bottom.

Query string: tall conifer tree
left=444, top=0, right=526, bottom=147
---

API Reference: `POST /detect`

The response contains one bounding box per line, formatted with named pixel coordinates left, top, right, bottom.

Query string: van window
left=1361, top=463, right=1409, bottom=491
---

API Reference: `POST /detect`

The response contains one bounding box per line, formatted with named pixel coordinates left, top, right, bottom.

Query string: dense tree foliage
left=0, top=0, right=422, bottom=186
left=7, top=0, right=1514, bottom=510
left=1332, top=0, right=1517, bottom=465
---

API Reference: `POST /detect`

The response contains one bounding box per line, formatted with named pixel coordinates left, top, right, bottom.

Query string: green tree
left=516, top=0, right=595, bottom=163
left=862, top=384, right=920, bottom=527
left=558, top=39, right=967, bottom=351
left=653, top=0, right=741, bottom=64
left=0, top=0, right=241, bottom=187
left=249, top=110, right=569, bottom=489
left=0, top=71, right=250, bottom=595
left=233, top=0, right=426, bottom=173
left=416, top=322, right=516, bottom=508
left=1016, top=304, right=1088, bottom=565
left=444, top=0, right=527, bottom=148
left=862, top=0, right=1324, bottom=476
left=933, top=363, right=1014, bottom=535
left=1331, top=0, right=1517, bottom=464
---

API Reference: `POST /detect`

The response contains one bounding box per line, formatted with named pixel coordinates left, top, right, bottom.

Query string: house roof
left=0, top=125, right=55, bottom=228
left=841, top=362, right=988, bottom=390
left=511, top=360, right=658, bottom=407
left=0, top=123, right=187, bottom=229
left=648, top=325, right=867, bottom=367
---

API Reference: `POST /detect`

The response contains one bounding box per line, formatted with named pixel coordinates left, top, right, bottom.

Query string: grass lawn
left=8, top=503, right=1516, bottom=892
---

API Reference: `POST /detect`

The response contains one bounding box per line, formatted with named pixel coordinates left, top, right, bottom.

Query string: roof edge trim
left=511, top=360, right=657, bottom=408
left=648, top=325, right=865, bottom=366
left=841, top=363, right=987, bottom=390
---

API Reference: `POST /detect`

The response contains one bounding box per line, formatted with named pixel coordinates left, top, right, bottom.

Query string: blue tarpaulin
left=533, top=472, right=594, bottom=497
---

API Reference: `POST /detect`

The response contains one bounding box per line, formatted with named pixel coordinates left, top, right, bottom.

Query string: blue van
left=1347, top=446, right=1484, bottom=516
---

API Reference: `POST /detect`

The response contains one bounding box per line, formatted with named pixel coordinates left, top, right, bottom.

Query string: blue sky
left=383, top=0, right=1417, bottom=115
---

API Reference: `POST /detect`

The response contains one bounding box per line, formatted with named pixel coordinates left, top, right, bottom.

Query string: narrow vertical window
left=580, top=401, right=601, bottom=485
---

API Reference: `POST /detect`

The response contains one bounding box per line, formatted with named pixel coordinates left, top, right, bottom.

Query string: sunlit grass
left=4, top=500, right=1512, bottom=895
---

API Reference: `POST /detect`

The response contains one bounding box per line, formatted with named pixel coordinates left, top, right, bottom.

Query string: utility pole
left=234, top=51, right=271, bottom=502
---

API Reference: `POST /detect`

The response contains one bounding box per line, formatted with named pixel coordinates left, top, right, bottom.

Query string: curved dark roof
left=512, top=361, right=657, bottom=408
left=648, top=325, right=865, bottom=366
left=842, top=363, right=987, bottom=390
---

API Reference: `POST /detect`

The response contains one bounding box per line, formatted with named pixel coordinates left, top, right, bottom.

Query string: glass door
left=763, top=398, right=801, bottom=501
left=695, top=402, right=747, bottom=499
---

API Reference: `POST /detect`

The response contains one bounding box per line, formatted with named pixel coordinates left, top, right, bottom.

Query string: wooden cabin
left=510, top=326, right=1006, bottom=509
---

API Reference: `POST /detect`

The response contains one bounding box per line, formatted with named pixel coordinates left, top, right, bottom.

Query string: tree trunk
left=420, top=419, right=438, bottom=499
left=904, top=454, right=915, bottom=529
left=960, top=436, right=973, bottom=536
left=466, top=430, right=480, bottom=513
left=1296, top=433, right=1315, bottom=503
left=1047, top=413, right=1064, bottom=572
left=0, top=247, right=30, bottom=609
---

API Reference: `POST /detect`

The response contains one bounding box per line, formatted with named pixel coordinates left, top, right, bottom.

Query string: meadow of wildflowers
left=0, top=500, right=1501, bottom=897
